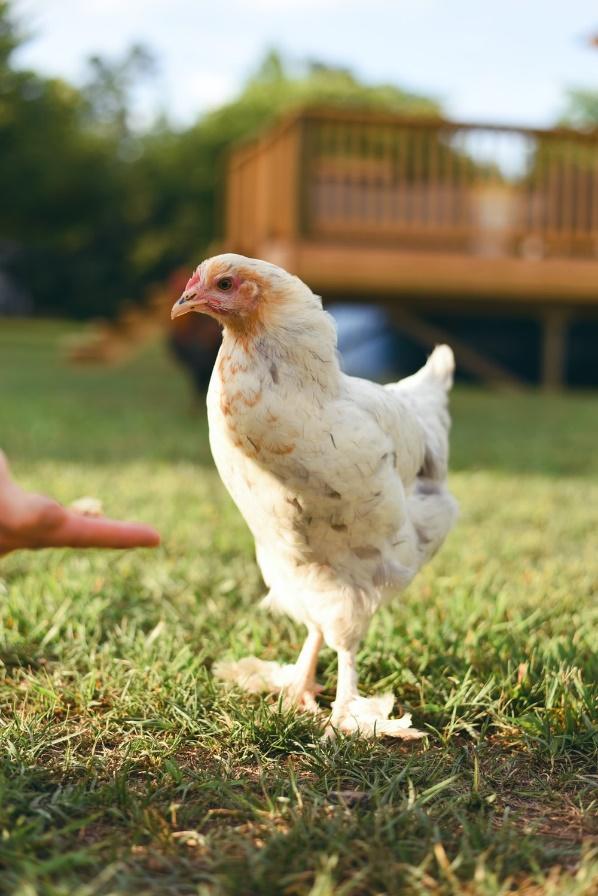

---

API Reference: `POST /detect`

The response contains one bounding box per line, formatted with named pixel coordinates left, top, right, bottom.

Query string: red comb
left=185, top=269, right=201, bottom=292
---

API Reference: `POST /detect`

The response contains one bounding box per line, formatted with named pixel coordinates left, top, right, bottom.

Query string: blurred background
left=1, top=0, right=597, bottom=388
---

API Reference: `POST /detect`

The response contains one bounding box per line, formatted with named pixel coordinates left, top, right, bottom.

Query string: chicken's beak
left=171, top=290, right=205, bottom=320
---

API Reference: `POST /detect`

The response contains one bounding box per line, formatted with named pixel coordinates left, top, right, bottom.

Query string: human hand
left=0, top=452, right=160, bottom=556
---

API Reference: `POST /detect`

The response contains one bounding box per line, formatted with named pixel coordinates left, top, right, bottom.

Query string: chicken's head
left=171, top=254, right=294, bottom=333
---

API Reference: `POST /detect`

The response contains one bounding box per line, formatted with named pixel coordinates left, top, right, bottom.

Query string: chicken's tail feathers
left=391, top=344, right=454, bottom=396
left=388, top=344, right=455, bottom=482
left=423, top=344, right=454, bottom=390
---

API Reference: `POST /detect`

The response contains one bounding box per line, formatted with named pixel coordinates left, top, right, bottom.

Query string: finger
left=38, top=513, right=161, bottom=550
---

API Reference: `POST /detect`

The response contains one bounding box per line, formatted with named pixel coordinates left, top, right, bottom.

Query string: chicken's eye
left=216, top=277, right=234, bottom=291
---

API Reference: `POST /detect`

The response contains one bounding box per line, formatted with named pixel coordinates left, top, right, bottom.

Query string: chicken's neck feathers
left=220, top=291, right=341, bottom=398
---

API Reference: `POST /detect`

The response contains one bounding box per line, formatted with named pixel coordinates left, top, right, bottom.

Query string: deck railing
left=226, top=108, right=598, bottom=261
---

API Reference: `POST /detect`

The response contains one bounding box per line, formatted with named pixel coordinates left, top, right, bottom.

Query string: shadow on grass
left=1, top=728, right=594, bottom=895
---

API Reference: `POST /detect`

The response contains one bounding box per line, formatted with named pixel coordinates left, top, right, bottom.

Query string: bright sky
left=13, top=0, right=598, bottom=128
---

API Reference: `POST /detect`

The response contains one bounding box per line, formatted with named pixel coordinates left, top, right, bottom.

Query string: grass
left=0, top=319, right=596, bottom=896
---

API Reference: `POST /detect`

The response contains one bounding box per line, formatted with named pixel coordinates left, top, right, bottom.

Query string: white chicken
left=171, top=254, right=458, bottom=738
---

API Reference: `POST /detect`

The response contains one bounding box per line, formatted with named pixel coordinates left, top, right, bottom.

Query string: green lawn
left=0, top=320, right=597, bottom=896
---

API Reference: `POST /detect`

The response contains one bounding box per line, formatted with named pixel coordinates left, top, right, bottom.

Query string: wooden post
left=541, top=308, right=568, bottom=390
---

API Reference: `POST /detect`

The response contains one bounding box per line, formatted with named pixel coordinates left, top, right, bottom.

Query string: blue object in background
left=328, top=304, right=399, bottom=381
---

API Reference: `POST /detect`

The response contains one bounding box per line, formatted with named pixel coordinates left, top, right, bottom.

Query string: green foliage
left=561, top=87, right=598, bottom=128
left=0, top=0, right=18, bottom=64
left=203, top=49, right=439, bottom=138
left=0, top=4, right=143, bottom=318
left=82, top=43, right=157, bottom=143
left=0, top=321, right=597, bottom=894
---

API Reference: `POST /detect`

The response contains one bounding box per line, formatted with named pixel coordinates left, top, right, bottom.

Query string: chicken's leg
left=327, top=645, right=426, bottom=740
left=214, top=628, right=323, bottom=713
left=284, top=628, right=323, bottom=711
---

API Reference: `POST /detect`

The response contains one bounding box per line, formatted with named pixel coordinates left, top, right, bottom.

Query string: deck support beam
left=387, top=306, right=524, bottom=388
left=541, top=309, right=568, bottom=391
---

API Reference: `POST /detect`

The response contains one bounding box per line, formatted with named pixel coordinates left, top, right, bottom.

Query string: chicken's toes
left=214, top=657, right=322, bottom=714
left=326, top=695, right=427, bottom=741
left=213, top=656, right=296, bottom=694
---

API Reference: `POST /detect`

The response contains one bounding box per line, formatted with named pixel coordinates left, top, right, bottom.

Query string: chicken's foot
left=326, top=647, right=426, bottom=740
left=214, top=628, right=323, bottom=714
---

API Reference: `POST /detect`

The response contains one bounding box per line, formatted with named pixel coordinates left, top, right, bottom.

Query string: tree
left=0, top=2, right=140, bottom=317
left=82, top=44, right=158, bottom=145
left=560, top=88, right=598, bottom=129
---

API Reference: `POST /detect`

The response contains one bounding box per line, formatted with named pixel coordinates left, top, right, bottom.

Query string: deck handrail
left=225, top=107, right=598, bottom=261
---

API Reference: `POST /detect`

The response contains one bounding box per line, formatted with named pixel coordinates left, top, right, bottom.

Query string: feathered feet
left=214, top=658, right=425, bottom=740
left=327, top=693, right=425, bottom=740
left=214, top=631, right=425, bottom=740
left=213, top=656, right=322, bottom=713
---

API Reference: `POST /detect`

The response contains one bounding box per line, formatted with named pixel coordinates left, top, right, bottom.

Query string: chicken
left=171, top=254, right=458, bottom=738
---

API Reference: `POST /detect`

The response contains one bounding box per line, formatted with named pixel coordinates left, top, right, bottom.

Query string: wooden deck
left=256, top=241, right=598, bottom=304
left=224, top=108, right=598, bottom=385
